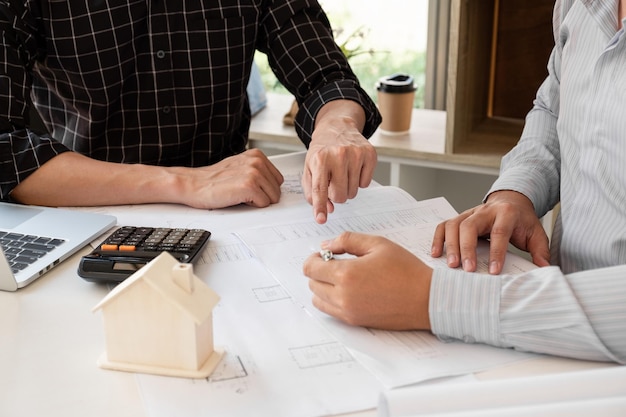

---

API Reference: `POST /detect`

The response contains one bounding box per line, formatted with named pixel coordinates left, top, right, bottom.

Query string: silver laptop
left=0, top=202, right=116, bottom=291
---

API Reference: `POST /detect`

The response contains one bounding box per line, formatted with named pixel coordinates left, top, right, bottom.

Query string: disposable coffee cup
left=376, top=73, right=417, bottom=135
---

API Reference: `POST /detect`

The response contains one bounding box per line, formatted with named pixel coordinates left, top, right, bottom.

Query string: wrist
left=314, top=100, right=365, bottom=133
left=151, top=166, right=195, bottom=204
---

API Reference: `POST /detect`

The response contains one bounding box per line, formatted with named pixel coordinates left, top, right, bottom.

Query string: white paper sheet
left=137, top=234, right=383, bottom=417
left=378, top=366, right=626, bottom=417
left=234, top=187, right=539, bottom=388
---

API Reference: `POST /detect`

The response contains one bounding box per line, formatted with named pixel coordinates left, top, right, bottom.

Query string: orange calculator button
left=101, top=244, right=118, bottom=251
left=119, top=245, right=137, bottom=251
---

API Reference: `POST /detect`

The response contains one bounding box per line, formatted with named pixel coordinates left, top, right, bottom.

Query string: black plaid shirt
left=0, top=0, right=381, bottom=200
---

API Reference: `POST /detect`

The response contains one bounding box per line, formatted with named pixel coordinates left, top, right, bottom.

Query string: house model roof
left=93, top=252, right=219, bottom=324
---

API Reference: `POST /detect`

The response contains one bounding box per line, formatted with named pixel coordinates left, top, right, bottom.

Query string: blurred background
left=254, top=0, right=429, bottom=109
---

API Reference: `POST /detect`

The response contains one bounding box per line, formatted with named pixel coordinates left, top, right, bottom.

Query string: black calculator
left=78, top=226, right=211, bottom=283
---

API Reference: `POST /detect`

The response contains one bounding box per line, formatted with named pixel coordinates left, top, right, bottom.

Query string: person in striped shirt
left=304, top=0, right=626, bottom=364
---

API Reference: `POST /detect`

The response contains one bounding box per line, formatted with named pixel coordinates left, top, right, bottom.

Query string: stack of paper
left=378, top=366, right=626, bottom=417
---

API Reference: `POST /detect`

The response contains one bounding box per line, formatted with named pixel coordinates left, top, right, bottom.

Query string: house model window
left=93, top=252, right=224, bottom=378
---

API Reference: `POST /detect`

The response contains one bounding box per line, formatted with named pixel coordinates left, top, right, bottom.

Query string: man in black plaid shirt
left=0, top=0, right=381, bottom=224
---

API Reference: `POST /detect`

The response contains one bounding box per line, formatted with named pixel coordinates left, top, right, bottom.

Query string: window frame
left=424, top=0, right=451, bottom=110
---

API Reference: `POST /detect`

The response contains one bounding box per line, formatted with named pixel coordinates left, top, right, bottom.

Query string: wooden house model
left=93, top=252, right=223, bottom=378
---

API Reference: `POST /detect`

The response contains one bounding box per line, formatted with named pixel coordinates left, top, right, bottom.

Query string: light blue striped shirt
left=430, top=0, right=626, bottom=364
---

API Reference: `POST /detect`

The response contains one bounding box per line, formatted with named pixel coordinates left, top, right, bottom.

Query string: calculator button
left=94, top=227, right=210, bottom=262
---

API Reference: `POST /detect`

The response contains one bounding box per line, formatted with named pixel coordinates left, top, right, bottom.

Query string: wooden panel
left=446, top=0, right=554, bottom=157
left=446, top=0, right=495, bottom=154
left=488, top=0, right=554, bottom=120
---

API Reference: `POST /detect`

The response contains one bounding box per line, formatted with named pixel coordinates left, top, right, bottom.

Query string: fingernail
left=489, top=261, right=499, bottom=274
left=447, top=254, right=458, bottom=267
left=463, top=258, right=473, bottom=271
left=316, top=212, right=327, bottom=224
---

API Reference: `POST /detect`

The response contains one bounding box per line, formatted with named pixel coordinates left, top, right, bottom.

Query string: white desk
left=0, top=153, right=615, bottom=417
left=0, top=248, right=145, bottom=417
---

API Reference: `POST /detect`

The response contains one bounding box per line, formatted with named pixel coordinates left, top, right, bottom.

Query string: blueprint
left=234, top=187, right=538, bottom=388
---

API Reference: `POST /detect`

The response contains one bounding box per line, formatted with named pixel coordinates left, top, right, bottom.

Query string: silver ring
left=320, top=249, right=334, bottom=262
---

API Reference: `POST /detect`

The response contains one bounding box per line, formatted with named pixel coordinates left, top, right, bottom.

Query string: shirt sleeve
left=429, top=265, right=626, bottom=364
left=1, top=1, right=69, bottom=201
left=257, top=0, right=381, bottom=146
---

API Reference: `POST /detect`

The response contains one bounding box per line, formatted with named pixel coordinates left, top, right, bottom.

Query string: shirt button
left=162, top=106, right=171, bottom=114
left=156, top=50, right=166, bottom=59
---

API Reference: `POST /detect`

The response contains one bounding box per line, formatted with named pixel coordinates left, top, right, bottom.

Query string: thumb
left=326, top=231, right=376, bottom=257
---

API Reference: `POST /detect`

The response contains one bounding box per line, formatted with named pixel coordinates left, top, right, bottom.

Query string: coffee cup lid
left=376, top=73, right=416, bottom=93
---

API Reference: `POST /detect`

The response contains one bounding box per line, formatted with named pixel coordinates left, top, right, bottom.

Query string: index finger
left=303, top=251, right=336, bottom=284
left=309, top=167, right=331, bottom=224
left=431, top=221, right=447, bottom=258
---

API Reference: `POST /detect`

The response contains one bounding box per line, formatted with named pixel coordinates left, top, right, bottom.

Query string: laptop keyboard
left=0, top=231, right=65, bottom=274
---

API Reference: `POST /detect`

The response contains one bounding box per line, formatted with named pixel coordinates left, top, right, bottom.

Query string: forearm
left=488, top=105, right=561, bottom=216
left=11, top=152, right=182, bottom=207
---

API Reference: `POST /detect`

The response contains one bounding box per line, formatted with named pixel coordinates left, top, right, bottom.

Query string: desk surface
left=0, top=153, right=613, bottom=417
left=0, top=250, right=145, bottom=417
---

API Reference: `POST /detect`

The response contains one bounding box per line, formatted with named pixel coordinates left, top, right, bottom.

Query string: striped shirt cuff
left=429, top=267, right=503, bottom=348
